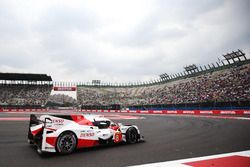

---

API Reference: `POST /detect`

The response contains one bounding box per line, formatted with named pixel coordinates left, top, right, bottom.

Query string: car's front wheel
left=56, top=131, right=77, bottom=154
left=126, top=127, right=138, bottom=144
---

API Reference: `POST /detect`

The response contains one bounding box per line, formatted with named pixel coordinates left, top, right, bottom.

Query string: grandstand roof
left=0, top=73, right=52, bottom=81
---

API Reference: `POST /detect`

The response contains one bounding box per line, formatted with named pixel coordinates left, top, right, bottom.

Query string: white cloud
left=0, top=0, right=249, bottom=84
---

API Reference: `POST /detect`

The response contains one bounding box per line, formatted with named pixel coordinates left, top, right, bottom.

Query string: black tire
left=27, top=139, right=34, bottom=144
left=126, top=127, right=138, bottom=144
left=56, top=131, right=77, bottom=154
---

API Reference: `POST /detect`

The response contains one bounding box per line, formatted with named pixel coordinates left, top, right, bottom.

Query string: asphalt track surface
left=0, top=112, right=250, bottom=167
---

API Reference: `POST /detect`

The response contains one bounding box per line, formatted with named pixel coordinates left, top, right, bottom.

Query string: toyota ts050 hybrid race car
left=28, top=114, right=144, bottom=154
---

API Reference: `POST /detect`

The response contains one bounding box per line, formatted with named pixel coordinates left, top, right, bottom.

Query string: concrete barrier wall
left=78, top=109, right=250, bottom=115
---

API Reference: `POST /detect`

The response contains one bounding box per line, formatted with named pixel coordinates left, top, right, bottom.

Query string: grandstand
left=0, top=50, right=249, bottom=111
left=0, top=73, right=53, bottom=108
left=77, top=50, right=250, bottom=110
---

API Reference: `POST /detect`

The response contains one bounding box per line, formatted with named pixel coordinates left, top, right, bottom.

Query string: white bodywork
left=29, top=114, right=141, bottom=153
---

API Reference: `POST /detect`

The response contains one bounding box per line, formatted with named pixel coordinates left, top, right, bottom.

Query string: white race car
left=28, top=114, right=144, bottom=154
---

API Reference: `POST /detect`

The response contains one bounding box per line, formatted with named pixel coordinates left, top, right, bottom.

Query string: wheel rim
left=58, top=134, right=76, bottom=153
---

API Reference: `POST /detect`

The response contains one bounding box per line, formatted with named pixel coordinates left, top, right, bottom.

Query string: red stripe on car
left=31, top=127, right=43, bottom=136
left=46, top=137, right=57, bottom=147
left=77, top=139, right=99, bottom=148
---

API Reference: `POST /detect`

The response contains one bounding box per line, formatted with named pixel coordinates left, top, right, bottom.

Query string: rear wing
left=28, top=114, right=41, bottom=140
left=28, top=114, right=53, bottom=140
left=27, top=114, right=57, bottom=153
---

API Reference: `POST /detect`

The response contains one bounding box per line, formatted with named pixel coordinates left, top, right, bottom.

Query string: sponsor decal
left=244, top=111, right=250, bottom=114
left=129, top=110, right=137, bottom=113
left=80, top=132, right=95, bottom=137
left=183, top=111, right=195, bottom=114
left=220, top=111, right=236, bottom=114
left=52, top=119, right=64, bottom=124
left=166, top=111, right=178, bottom=114
left=200, top=111, right=213, bottom=114
left=153, top=111, right=163, bottom=114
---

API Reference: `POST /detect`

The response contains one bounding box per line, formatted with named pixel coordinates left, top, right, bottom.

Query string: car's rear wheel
left=126, top=127, right=138, bottom=144
left=56, top=131, right=77, bottom=154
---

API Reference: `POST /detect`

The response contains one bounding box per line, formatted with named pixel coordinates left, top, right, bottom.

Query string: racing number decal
left=114, top=131, right=122, bottom=143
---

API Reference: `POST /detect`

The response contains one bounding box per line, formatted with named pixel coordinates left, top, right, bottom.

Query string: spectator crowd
left=77, top=64, right=250, bottom=107
left=0, top=84, right=52, bottom=106
left=0, top=64, right=249, bottom=108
